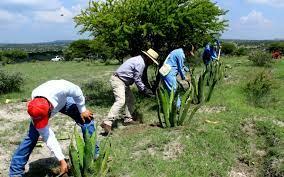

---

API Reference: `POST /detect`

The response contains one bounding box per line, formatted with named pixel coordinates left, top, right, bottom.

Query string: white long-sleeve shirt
left=31, top=79, right=87, bottom=161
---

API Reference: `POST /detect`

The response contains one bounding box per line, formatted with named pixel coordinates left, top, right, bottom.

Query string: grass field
left=0, top=57, right=283, bottom=177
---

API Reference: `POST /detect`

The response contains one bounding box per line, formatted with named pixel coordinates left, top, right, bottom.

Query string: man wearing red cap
left=9, top=80, right=97, bottom=177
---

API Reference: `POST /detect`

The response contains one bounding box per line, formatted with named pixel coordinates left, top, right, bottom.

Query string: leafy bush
left=235, top=47, right=249, bottom=56
left=221, top=42, right=237, bottom=55
left=248, top=51, right=273, bottom=66
left=0, top=50, right=28, bottom=64
left=245, top=70, right=276, bottom=107
left=0, top=70, right=24, bottom=94
left=69, top=126, right=111, bottom=177
left=268, top=42, right=284, bottom=53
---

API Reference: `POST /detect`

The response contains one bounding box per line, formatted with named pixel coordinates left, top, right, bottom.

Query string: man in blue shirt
left=160, top=45, right=194, bottom=107
left=101, top=49, right=159, bottom=133
left=202, top=41, right=221, bottom=65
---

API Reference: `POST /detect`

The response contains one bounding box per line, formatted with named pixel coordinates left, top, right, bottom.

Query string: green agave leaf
left=74, top=126, right=85, bottom=168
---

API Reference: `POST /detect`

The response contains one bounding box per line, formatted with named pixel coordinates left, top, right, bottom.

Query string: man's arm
left=133, top=64, right=146, bottom=91
left=37, top=126, right=65, bottom=161
left=176, top=52, right=186, bottom=80
left=64, top=81, right=87, bottom=113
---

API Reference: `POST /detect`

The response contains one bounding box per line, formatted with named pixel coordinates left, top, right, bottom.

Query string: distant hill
left=0, top=40, right=74, bottom=47
left=0, top=40, right=76, bottom=53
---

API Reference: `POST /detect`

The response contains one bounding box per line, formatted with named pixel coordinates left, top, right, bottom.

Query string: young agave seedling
left=69, top=126, right=111, bottom=177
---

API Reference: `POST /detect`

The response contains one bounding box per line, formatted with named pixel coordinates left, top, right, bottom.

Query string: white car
left=51, top=56, right=63, bottom=62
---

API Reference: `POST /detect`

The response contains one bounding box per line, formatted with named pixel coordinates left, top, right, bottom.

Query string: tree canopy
left=75, top=0, right=228, bottom=60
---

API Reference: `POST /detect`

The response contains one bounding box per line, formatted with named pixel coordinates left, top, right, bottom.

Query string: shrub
left=0, top=50, right=28, bottom=63
left=245, top=70, right=276, bottom=107
left=0, top=70, right=24, bottom=94
left=235, top=47, right=248, bottom=56
left=268, top=42, right=284, bottom=54
left=248, top=51, right=273, bottom=66
left=221, top=42, right=237, bottom=55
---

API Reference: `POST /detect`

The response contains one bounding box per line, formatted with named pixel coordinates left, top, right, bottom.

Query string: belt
left=112, top=73, right=128, bottom=85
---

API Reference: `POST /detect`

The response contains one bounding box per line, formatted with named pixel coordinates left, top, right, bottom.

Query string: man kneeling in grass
left=101, top=49, right=159, bottom=133
left=9, top=80, right=98, bottom=177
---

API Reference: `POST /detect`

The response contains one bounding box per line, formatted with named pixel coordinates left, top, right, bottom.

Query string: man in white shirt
left=9, top=80, right=97, bottom=177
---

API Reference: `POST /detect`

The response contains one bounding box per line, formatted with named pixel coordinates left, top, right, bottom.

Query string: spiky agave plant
left=157, top=61, right=224, bottom=127
left=157, top=83, right=195, bottom=127
left=205, top=61, right=224, bottom=101
left=69, top=126, right=111, bottom=177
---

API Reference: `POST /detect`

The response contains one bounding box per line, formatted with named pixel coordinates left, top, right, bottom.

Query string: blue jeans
left=9, top=97, right=99, bottom=177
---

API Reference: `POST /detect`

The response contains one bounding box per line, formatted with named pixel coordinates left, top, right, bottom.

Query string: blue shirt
left=161, top=48, right=187, bottom=91
left=165, top=48, right=186, bottom=80
left=115, top=55, right=146, bottom=91
left=203, top=43, right=218, bottom=65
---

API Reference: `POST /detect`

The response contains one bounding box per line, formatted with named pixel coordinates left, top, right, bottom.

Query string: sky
left=0, top=0, right=283, bottom=43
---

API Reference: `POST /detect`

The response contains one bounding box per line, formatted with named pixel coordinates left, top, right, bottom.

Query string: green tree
left=64, top=39, right=93, bottom=61
left=75, top=0, right=228, bottom=60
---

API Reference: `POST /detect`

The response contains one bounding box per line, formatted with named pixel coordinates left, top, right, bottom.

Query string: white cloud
left=0, top=0, right=62, bottom=10
left=240, top=10, right=272, bottom=27
left=0, top=9, right=28, bottom=24
left=246, top=0, right=284, bottom=7
left=223, top=10, right=274, bottom=39
left=33, top=5, right=83, bottom=24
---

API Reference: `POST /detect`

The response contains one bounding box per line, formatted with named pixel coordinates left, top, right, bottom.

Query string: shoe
left=100, top=121, right=112, bottom=134
left=123, top=117, right=138, bottom=126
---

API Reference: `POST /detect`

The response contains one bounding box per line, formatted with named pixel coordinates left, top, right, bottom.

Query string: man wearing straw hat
left=101, top=49, right=159, bottom=133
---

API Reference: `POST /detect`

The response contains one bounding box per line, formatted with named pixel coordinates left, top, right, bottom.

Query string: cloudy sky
left=0, top=0, right=283, bottom=43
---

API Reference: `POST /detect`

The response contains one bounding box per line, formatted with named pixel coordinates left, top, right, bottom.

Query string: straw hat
left=189, top=44, right=195, bottom=56
left=142, top=48, right=159, bottom=65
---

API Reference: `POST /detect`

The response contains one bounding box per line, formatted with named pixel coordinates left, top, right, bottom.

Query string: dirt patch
left=241, top=121, right=257, bottom=137
left=163, top=139, right=183, bottom=160
left=0, top=102, right=29, bottom=122
left=229, top=160, right=256, bottom=177
left=198, top=106, right=226, bottom=114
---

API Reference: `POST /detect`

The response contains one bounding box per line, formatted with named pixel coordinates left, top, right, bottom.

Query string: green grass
left=0, top=57, right=283, bottom=176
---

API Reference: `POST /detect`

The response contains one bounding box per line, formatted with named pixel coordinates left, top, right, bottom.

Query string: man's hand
left=185, top=75, right=191, bottom=82
left=81, top=109, right=93, bottom=123
left=59, top=159, right=68, bottom=175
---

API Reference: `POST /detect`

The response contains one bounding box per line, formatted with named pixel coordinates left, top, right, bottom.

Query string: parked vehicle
left=51, top=56, right=64, bottom=61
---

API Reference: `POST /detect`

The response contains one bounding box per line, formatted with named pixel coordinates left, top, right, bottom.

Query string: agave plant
left=157, top=61, right=224, bottom=128
left=69, top=126, right=111, bottom=177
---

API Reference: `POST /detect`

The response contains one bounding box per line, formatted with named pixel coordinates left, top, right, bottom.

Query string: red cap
left=27, top=97, right=50, bottom=129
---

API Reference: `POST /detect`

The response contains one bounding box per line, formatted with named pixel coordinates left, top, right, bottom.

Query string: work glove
left=143, top=88, right=155, bottom=98
left=81, top=109, right=93, bottom=123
